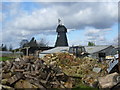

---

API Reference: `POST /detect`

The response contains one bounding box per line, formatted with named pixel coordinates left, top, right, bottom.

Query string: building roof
left=112, top=45, right=118, bottom=48
left=39, top=47, right=69, bottom=58
left=107, top=59, right=118, bottom=73
left=85, top=45, right=113, bottom=54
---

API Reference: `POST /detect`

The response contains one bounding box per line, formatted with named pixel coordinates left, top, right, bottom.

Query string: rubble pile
left=1, top=56, right=73, bottom=89
left=43, top=53, right=109, bottom=87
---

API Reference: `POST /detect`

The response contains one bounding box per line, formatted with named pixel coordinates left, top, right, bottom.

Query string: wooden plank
left=8, top=73, right=23, bottom=85
left=14, top=69, right=24, bottom=72
left=118, top=51, right=120, bottom=74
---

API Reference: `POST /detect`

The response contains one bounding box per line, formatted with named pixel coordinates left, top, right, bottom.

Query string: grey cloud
left=84, top=28, right=110, bottom=45
left=2, top=2, right=118, bottom=47
left=4, top=2, right=118, bottom=31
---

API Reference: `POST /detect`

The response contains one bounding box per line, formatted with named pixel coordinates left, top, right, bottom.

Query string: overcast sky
left=1, top=0, right=119, bottom=49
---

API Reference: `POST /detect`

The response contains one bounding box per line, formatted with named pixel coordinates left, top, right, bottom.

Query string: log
left=14, top=69, right=24, bottom=72
left=8, top=73, right=23, bottom=85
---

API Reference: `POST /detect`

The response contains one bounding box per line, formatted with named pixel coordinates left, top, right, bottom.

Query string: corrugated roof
left=85, top=45, right=112, bottom=54
left=107, top=59, right=118, bottom=73
left=39, top=47, right=69, bottom=58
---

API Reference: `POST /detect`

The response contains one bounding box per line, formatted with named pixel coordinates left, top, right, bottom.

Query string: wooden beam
left=118, top=52, right=120, bottom=74
left=24, top=47, right=30, bottom=56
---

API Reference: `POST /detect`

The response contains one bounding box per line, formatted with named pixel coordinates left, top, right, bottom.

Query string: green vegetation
left=72, top=84, right=98, bottom=90
left=72, top=79, right=98, bottom=90
left=88, top=42, right=95, bottom=46
left=0, top=57, right=12, bottom=61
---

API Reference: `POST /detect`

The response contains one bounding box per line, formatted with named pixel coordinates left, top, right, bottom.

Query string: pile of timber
left=1, top=56, right=73, bottom=89
left=43, top=53, right=109, bottom=87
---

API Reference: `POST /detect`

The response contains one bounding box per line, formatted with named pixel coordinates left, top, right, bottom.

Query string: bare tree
left=9, top=44, right=13, bottom=51
left=38, top=38, right=49, bottom=47
left=20, top=39, right=28, bottom=48
left=28, top=37, right=38, bottom=47
left=2, top=44, right=8, bottom=51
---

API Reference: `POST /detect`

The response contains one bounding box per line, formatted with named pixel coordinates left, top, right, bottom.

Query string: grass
left=72, top=79, right=99, bottom=90
left=0, top=57, right=13, bottom=61
left=72, top=84, right=98, bottom=90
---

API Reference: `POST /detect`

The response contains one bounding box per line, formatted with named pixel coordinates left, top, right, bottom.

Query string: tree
left=2, top=44, right=7, bottom=51
left=88, top=42, right=95, bottom=46
left=20, top=39, right=29, bottom=48
left=0, top=44, right=3, bottom=51
left=29, top=37, right=38, bottom=47
left=38, top=38, right=49, bottom=47
left=9, top=44, right=13, bottom=51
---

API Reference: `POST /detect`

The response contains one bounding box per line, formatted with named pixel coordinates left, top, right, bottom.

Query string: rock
left=98, top=72, right=120, bottom=88
left=93, top=67, right=102, bottom=73
left=15, top=58, right=21, bottom=61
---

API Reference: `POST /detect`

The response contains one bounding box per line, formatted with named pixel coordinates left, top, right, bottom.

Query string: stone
left=93, top=67, right=102, bottom=73
left=98, top=72, right=120, bottom=88
left=15, top=58, right=21, bottom=61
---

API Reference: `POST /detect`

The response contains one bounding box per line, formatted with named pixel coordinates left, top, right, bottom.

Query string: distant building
left=55, top=19, right=68, bottom=47
left=85, top=45, right=115, bottom=60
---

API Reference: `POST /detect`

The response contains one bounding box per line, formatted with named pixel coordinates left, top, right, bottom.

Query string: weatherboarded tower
left=55, top=19, right=68, bottom=47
